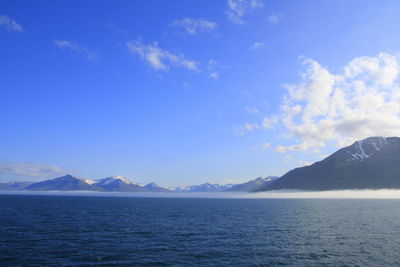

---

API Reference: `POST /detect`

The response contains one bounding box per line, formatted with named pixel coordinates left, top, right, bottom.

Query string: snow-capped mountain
left=17, top=175, right=170, bottom=192
left=93, top=176, right=147, bottom=192
left=260, top=136, right=400, bottom=191
left=94, top=176, right=137, bottom=185
left=227, top=176, right=279, bottom=192
left=337, top=137, right=391, bottom=165
left=26, top=175, right=103, bottom=191
left=175, top=183, right=234, bottom=192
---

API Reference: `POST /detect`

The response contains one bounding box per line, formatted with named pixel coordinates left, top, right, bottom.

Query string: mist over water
left=2, top=189, right=400, bottom=199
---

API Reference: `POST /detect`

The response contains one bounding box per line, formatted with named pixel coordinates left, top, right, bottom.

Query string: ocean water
left=1, top=195, right=400, bottom=266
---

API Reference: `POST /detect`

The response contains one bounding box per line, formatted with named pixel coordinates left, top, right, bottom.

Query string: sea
left=1, top=194, right=400, bottom=266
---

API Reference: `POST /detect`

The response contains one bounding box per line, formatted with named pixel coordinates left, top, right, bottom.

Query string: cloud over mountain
left=274, top=53, right=400, bottom=152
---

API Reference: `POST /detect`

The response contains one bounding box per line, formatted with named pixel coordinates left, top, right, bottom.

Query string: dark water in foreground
left=1, top=195, right=400, bottom=266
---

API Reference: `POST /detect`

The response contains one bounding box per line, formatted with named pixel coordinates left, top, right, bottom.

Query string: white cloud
left=54, top=40, right=80, bottom=51
left=250, top=42, right=264, bottom=50
left=275, top=141, right=325, bottom=153
left=234, top=122, right=260, bottom=135
left=0, top=14, right=24, bottom=32
left=274, top=52, right=400, bottom=152
left=0, top=161, right=69, bottom=178
left=127, top=39, right=198, bottom=72
left=171, top=18, right=217, bottom=35
left=268, top=12, right=282, bottom=24
left=53, top=40, right=98, bottom=61
left=226, top=0, right=264, bottom=24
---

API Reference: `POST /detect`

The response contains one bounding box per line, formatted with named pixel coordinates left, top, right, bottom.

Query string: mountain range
left=2, top=137, right=400, bottom=193
left=0, top=175, right=272, bottom=193
left=227, top=176, right=279, bottom=192
left=23, top=175, right=165, bottom=192
left=259, top=137, right=400, bottom=191
left=174, top=183, right=234, bottom=192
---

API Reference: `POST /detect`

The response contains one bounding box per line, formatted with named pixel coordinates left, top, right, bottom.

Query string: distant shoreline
left=2, top=189, right=400, bottom=199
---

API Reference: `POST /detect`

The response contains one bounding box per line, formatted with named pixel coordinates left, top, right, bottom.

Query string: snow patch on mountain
left=94, top=176, right=136, bottom=185
left=82, top=178, right=96, bottom=185
left=175, top=182, right=234, bottom=192
left=348, top=137, right=389, bottom=163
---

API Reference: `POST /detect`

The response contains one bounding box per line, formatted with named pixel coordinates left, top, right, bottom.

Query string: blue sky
left=1, top=0, right=400, bottom=186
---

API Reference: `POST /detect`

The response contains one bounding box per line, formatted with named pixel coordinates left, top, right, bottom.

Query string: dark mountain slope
left=26, top=175, right=103, bottom=191
left=260, top=137, right=400, bottom=191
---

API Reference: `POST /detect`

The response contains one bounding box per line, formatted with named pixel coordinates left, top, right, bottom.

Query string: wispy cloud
left=127, top=39, right=198, bottom=72
left=298, top=160, right=312, bottom=166
left=250, top=42, right=264, bottom=50
left=0, top=161, right=69, bottom=178
left=250, top=142, right=271, bottom=151
left=234, top=122, right=260, bottom=135
left=226, top=0, right=264, bottom=24
left=267, top=12, right=282, bottom=24
left=262, top=116, right=278, bottom=129
left=53, top=40, right=98, bottom=62
left=207, top=60, right=220, bottom=79
left=273, top=52, right=400, bottom=152
left=171, top=18, right=217, bottom=35
left=0, top=14, right=24, bottom=32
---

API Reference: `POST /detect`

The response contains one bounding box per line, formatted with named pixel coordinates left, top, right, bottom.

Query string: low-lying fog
left=2, top=190, right=400, bottom=199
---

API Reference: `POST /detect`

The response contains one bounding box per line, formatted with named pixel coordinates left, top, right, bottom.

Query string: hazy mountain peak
left=145, top=182, right=159, bottom=187
left=144, top=182, right=170, bottom=192
left=176, top=182, right=234, bottom=192
left=56, top=174, right=81, bottom=181
left=227, top=176, right=279, bottom=192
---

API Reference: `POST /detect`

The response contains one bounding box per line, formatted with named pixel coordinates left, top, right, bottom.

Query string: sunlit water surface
left=1, top=194, right=400, bottom=266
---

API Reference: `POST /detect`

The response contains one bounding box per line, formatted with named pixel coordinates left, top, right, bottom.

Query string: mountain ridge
left=259, top=136, right=400, bottom=191
left=3, top=136, right=400, bottom=193
left=227, top=176, right=279, bottom=192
